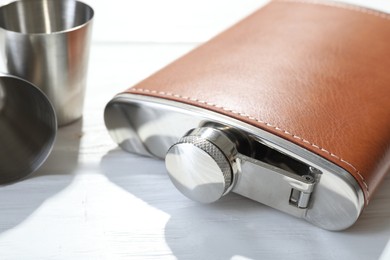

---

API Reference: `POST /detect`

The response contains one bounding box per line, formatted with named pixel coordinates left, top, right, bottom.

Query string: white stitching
left=131, top=87, right=370, bottom=198
left=275, top=0, right=390, bottom=21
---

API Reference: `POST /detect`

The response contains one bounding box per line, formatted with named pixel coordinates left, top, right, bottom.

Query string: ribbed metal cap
left=165, top=129, right=234, bottom=203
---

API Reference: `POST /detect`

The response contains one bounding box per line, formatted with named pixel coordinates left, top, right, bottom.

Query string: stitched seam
left=131, top=88, right=370, bottom=198
left=275, top=0, right=390, bottom=21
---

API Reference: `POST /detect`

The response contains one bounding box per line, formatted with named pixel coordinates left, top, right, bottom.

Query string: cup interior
left=0, top=0, right=94, bottom=34
left=0, top=76, right=57, bottom=184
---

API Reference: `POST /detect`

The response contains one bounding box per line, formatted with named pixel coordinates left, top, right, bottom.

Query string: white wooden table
left=1, top=1, right=389, bottom=259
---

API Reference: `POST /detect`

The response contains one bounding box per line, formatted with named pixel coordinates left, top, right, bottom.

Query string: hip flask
left=104, top=0, right=390, bottom=230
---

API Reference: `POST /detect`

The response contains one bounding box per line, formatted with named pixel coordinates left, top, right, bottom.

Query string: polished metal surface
left=166, top=126, right=318, bottom=215
left=166, top=141, right=230, bottom=203
left=0, top=0, right=94, bottom=126
left=0, top=74, right=57, bottom=185
left=166, top=127, right=237, bottom=203
left=234, top=155, right=317, bottom=218
left=104, top=94, right=365, bottom=230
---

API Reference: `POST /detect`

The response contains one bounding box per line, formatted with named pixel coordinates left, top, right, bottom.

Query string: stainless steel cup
left=0, top=74, right=57, bottom=184
left=0, top=0, right=94, bottom=126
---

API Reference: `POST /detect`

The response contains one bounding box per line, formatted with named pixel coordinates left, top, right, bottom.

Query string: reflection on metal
left=0, top=74, right=57, bottom=184
left=0, top=84, right=5, bottom=111
left=0, top=0, right=94, bottom=125
left=166, top=127, right=238, bottom=203
left=105, top=94, right=364, bottom=230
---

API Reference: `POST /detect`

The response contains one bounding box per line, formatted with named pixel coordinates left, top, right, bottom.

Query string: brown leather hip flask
left=104, top=0, right=390, bottom=230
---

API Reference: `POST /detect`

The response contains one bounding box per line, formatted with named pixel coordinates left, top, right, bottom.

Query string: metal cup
left=0, top=74, right=57, bottom=184
left=0, top=0, right=94, bottom=126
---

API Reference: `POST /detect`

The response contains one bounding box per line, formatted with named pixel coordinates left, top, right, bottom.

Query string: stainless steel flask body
left=104, top=95, right=364, bottom=231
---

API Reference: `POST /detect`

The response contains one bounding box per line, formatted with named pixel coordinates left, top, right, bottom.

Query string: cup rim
left=0, top=0, right=94, bottom=35
left=0, top=73, right=57, bottom=185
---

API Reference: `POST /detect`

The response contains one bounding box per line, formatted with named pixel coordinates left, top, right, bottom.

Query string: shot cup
left=0, top=74, right=56, bottom=184
left=0, top=0, right=94, bottom=126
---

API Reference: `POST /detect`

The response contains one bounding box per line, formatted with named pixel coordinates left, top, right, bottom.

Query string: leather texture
left=125, top=0, right=390, bottom=204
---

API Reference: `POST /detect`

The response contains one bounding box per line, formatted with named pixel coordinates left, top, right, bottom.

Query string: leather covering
left=125, top=0, right=390, bottom=204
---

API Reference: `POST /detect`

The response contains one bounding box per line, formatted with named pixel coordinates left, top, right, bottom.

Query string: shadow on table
left=101, top=148, right=390, bottom=260
left=0, top=119, right=82, bottom=234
